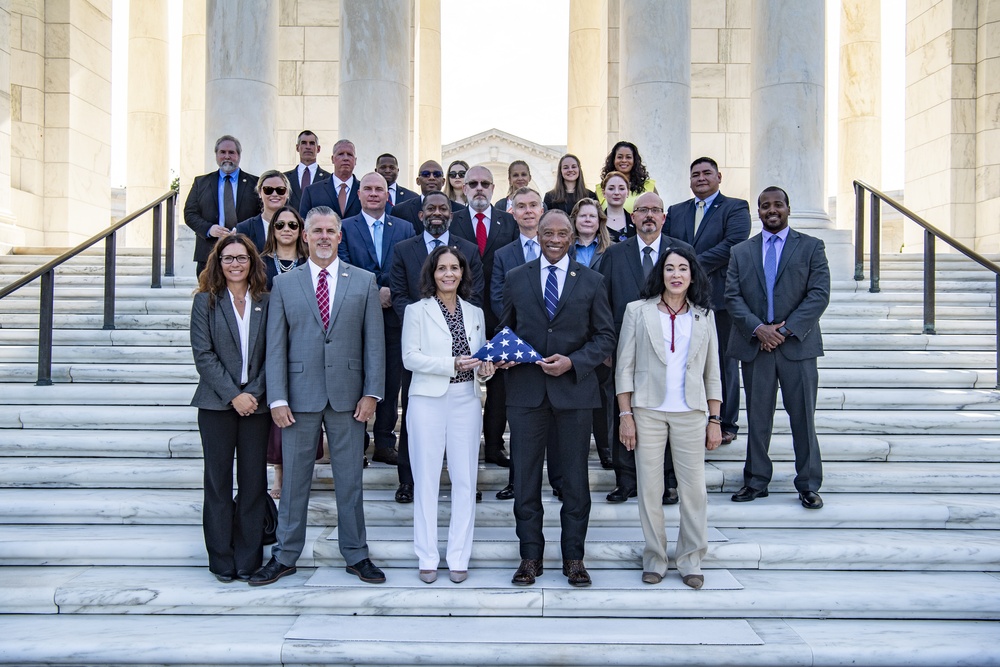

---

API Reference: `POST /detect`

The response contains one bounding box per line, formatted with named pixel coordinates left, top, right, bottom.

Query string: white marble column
left=837, top=0, right=881, bottom=232
left=205, top=0, right=278, bottom=174
left=340, top=0, right=411, bottom=177
left=976, top=0, right=1000, bottom=252
left=619, top=0, right=689, bottom=206
left=414, top=0, right=441, bottom=166
left=175, top=0, right=207, bottom=276
left=0, top=0, right=19, bottom=253
left=568, top=0, right=607, bottom=185
left=125, top=0, right=170, bottom=247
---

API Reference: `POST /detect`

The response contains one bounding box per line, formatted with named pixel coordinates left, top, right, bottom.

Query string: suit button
left=547, top=329, right=553, bottom=333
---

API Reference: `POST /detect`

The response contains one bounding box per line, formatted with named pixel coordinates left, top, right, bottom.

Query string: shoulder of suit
left=239, top=172, right=258, bottom=183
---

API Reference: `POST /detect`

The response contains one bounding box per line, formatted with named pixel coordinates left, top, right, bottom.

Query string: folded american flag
left=472, top=327, right=541, bottom=363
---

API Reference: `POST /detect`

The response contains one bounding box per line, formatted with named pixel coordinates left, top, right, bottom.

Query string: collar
left=695, top=190, right=721, bottom=208
left=542, top=253, right=571, bottom=273
left=423, top=230, right=450, bottom=246
left=468, top=205, right=491, bottom=222
left=762, top=227, right=790, bottom=244
left=519, top=233, right=537, bottom=246
left=219, top=168, right=241, bottom=182
left=361, top=210, right=384, bottom=228
left=333, top=174, right=353, bottom=189
left=308, top=257, right=340, bottom=279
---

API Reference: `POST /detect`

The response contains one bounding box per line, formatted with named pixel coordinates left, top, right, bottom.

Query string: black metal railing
left=0, top=190, right=177, bottom=385
left=853, top=180, right=1000, bottom=388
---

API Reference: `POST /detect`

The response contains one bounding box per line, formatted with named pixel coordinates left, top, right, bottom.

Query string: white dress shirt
left=467, top=205, right=492, bottom=236
left=228, top=288, right=251, bottom=385
left=539, top=253, right=570, bottom=298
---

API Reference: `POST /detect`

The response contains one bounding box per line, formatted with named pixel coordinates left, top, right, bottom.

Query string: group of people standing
left=184, top=130, right=831, bottom=590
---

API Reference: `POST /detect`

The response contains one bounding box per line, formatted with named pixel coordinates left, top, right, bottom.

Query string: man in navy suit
left=375, top=153, right=418, bottom=216
left=391, top=160, right=464, bottom=234
left=338, top=172, right=415, bottom=476
left=498, top=209, right=616, bottom=587
left=726, top=186, right=830, bottom=510
left=389, top=192, right=485, bottom=503
left=183, top=135, right=260, bottom=276
left=284, top=130, right=331, bottom=211
left=665, top=157, right=751, bottom=445
left=299, top=139, right=362, bottom=220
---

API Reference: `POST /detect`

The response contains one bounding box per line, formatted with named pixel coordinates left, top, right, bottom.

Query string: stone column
left=837, top=0, right=881, bottom=233
left=414, top=0, right=441, bottom=166
left=340, top=1, right=411, bottom=177
left=125, top=0, right=170, bottom=248
left=205, top=0, right=278, bottom=175
left=568, top=0, right=606, bottom=185
left=976, top=0, right=1000, bottom=252
left=175, top=0, right=207, bottom=276
left=0, top=0, right=19, bottom=253
left=619, top=0, right=690, bottom=206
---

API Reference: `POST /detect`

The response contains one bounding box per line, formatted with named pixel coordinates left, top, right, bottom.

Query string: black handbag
left=233, top=492, right=278, bottom=546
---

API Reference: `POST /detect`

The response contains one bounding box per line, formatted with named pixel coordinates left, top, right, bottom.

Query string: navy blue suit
left=284, top=165, right=331, bottom=211
left=234, top=214, right=268, bottom=253
left=393, top=196, right=465, bottom=236
left=299, top=174, right=362, bottom=220
left=387, top=184, right=418, bottom=216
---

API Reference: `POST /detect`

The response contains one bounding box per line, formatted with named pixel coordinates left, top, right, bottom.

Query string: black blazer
left=234, top=214, right=267, bottom=253
left=499, top=259, right=615, bottom=410
left=393, top=196, right=466, bottom=236
left=490, top=238, right=528, bottom=320
left=665, top=192, right=751, bottom=310
left=543, top=189, right=598, bottom=215
left=284, top=165, right=331, bottom=211
left=299, top=174, right=361, bottom=220
left=183, top=170, right=261, bottom=262
left=449, top=205, right=519, bottom=333
left=263, top=255, right=306, bottom=291
left=389, top=233, right=485, bottom=322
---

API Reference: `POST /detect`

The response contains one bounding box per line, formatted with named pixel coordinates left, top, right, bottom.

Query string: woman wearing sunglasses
left=235, top=170, right=292, bottom=252
left=444, top=160, right=469, bottom=206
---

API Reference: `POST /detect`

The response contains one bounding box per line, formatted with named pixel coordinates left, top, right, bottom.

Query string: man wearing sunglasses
left=299, top=139, right=362, bottom=220
left=391, top=160, right=465, bottom=234
left=284, top=130, right=331, bottom=211
left=375, top=153, right=418, bottom=216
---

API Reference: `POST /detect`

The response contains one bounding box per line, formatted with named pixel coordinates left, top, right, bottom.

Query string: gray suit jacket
left=724, top=228, right=830, bottom=362
left=266, top=261, right=385, bottom=412
left=190, top=291, right=269, bottom=412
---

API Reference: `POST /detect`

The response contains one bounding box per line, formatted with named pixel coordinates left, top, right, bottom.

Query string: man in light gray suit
left=250, top=205, right=388, bottom=586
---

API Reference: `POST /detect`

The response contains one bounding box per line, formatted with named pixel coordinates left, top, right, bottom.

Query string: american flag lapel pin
left=570, top=271, right=577, bottom=277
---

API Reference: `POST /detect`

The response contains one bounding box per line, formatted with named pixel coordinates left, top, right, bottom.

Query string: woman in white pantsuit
left=402, top=246, right=494, bottom=584
left=615, top=244, right=722, bottom=589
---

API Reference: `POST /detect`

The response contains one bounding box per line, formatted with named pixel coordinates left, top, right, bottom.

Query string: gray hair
left=304, top=206, right=341, bottom=232
left=214, top=135, right=242, bottom=154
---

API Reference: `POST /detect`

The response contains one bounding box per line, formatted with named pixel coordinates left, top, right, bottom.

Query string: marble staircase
left=0, top=249, right=998, bottom=666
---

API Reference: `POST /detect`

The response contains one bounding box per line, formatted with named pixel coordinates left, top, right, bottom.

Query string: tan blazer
left=402, top=296, right=488, bottom=398
left=615, top=297, right=722, bottom=412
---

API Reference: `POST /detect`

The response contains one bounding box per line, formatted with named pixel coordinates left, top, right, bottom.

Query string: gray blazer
left=266, top=261, right=386, bottom=412
left=190, top=291, right=269, bottom=412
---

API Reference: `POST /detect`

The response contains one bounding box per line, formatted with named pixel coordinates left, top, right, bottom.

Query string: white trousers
left=407, top=381, right=482, bottom=571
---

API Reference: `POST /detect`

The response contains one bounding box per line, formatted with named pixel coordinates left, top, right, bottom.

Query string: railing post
left=869, top=193, right=881, bottom=293
left=36, top=269, right=54, bottom=386
left=151, top=202, right=162, bottom=289
left=165, top=193, right=176, bottom=277
left=923, top=230, right=936, bottom=334
left=854, top=182, right=865, bottom=281
left=103, top=232, right=116, bottom=330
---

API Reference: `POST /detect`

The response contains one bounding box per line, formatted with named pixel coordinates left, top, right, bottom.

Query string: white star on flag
left=472, top=327, right=541, bottom=363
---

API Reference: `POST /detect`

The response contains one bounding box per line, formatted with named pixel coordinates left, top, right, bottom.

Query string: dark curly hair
left=639, top=244, right=712, bottom=312
left=419, top=245, right=473, bottom=301
left=600, top=141, right=650, bottom=195
left=195, top=233, right=268, bottom=307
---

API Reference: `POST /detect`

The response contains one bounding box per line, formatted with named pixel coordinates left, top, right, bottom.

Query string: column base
left=0, top=209, right=23, bottom=255
left=174, top=224, right=197, bottom=277
left=785, top=210, right=854, bottom=282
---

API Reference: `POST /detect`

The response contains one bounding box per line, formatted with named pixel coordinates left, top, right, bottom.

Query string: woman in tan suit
left=615, top=244, right=722, bottom=589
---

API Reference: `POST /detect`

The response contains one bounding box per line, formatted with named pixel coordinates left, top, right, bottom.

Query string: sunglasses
left=466, top=180, right=492, bottom=189
left=273, top=221, right=299, bottom=230
left=261, top=186, right=287, bottom=196
left=419, top=170, right=444, bottom=178
left=448, top=170, right=466, bottom=179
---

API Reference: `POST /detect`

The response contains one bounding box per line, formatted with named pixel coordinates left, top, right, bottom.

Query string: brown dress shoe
left=562, top=559, right=592, bottom=587
left=641, top=571, right=662, bottom=584
left=682, top=574, right=704, bottom=589
left=511, top=558, right=543, bottom=586
left=720, top=431, right=737, bottom=445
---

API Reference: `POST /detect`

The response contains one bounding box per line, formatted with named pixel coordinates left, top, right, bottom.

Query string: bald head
left=359, top=172, right=388, bottom=217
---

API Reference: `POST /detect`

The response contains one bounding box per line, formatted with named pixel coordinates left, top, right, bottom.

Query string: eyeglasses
left=419, top=170, right=444, bottom=178
left=448, top=170, right=466, bottom=179
left=273, top=221, right=299, bottom=231
left=261, top=186, right=287, bottom=196
left=466, top=180, right=492, bottom=189
left=220, top=255, right=250, bottom=265
left=633, top=207, right=664, bottom=215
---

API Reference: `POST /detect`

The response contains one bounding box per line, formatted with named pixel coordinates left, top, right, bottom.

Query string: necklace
left=660, top=297, right=687, bottom=352
left=274, top=256, right=296, bottom=274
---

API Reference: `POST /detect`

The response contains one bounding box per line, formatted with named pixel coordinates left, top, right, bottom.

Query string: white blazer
left=615, top=297, right=722, bottom=412
left=402, top=297, right=488, bottom=398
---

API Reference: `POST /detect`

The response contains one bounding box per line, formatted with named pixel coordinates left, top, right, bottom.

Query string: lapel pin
left=255, top=306, right=261, bottom=312
left=341, top=272, right=348, bottom=277
left=570, top=271, right=576, bottom=277
left=387, top=221, right=392, bottom=226
left=694, top=314, right=699, bottom=320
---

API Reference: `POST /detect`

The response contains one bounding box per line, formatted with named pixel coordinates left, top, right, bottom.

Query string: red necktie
left=316, top=269, right=330, bottom=330
left=475, top=212, right=487, bottom=256
left=301, top=166, right=311, bottom=190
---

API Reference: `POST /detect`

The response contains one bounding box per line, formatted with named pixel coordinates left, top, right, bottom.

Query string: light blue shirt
left=573, top=239, right=598, bottom=267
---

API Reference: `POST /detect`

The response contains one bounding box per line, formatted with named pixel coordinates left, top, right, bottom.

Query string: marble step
left=1, top=523, right=997, bottom=571
left=0, top=285, right=196, bottom=299
left=0, top=328, right=192, bottom=345
left=0, top=273, right=196, bottom=288
left=1, top=458, right=996, bottom=494
left=0, top=313, right=191, bottom=329
left=0, top=298, right=194, bottom=314
left=2, top=489, right=997, bottom=530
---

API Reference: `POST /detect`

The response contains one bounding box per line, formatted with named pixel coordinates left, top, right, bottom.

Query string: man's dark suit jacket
left=234, top=214, right=267, bottom=253
left=393, top=196, right=466, bottom=236
left=598, top=233, right=693, bottom=335
left=184, top=170, right=260, bottom=263
left=284, top=165, right=331, bottom=211
left=499, top=259, right=616, bottom=410
left=337, top=212, right=415, bottom=328
left=389, top=234, right=485, bottom=322
left=724, top=229, right=830, bottom=363
left=490, top=238, right=529, bottom=320
left=665, top=192, right=751, bottom=310
left=299, top=174, right=361, bottom=220
left=389, top=184, right=418, bottom=208
left=449, top=205, right=518, bottom=334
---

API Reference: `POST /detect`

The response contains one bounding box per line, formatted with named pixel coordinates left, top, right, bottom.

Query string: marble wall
left=10, top=0, right=47, bottom=247
left=976, top=0, right=1000, bottom=252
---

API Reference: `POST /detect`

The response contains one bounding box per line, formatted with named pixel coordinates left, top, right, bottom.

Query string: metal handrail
left=853, top=179, right=1000, bottom=388
left=0, top=190, right=177, bottom=385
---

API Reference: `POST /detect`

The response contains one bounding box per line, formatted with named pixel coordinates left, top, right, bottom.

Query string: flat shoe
left=682, top=574, right=704, bottom=589
left=641, top=571, right=662, bottom=584
left=419, top=570, right=437, bottom=583
left=449, top=570, right=468, bottom=583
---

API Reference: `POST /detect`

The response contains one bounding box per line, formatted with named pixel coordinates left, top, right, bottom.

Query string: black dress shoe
left=511, top=558, right=543, bottom=586
left=346, top=558, right=386, bottom=583
left=606, top=485, right=637, bottom=503
left=395, top=482, right=414, bottom=504
left=363, top=456, right=369, bottom=468
left=372, top=448, right=399, bottom=465
left=235, top=570, right=252, bottom=582
left=599, top=457, right=614, bottom=470
left=213, top=571, right=235, bottom=583
left=662, top=487, right=679, bottom=505
left=552, top=487, right=563, bottom=500
left=799, top=490, right=824, bottom=509
left=731, top=485, right=768, bottom=502
left=495, top=484, right=514, bottom=500
left=248, top=557, right=296, bottom=586
left=562, top=559, right=592, bottom=587
left=485, top=451, right=511, bottom=467
left=476, top=490, right=482, bottom=503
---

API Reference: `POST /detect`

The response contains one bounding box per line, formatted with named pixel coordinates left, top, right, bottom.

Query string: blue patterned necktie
left=544, top=265, right=559, bottom=320
left=373, top=220, right=384, bottom=267
left=525, top=239, right=537, bottom=262
left=764, top=235, right=778, bottom=323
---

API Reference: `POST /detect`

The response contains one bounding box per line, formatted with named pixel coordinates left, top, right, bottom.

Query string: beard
left=313, top=245, right=334, bottom=259
left=470, top=194, right=490, bottom=212
left=425, top=220, right=449, bottom=236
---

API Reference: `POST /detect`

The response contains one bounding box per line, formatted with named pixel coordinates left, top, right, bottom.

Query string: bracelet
left=708, top=419, right=721, bottom=425
left=619, top=411, right=633, bottom=417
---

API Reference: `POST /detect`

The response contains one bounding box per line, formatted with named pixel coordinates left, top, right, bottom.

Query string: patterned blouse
left=435, top=297, right=474, bottom=383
